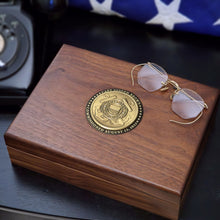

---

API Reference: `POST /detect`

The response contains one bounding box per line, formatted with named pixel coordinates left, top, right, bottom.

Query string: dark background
left=0, top=7, right=220, bottom=220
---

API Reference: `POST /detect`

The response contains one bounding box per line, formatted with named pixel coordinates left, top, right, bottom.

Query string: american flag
left=69, top=0, right=220, bottom=36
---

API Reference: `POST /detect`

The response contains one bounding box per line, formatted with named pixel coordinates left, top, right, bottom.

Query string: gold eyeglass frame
left=131, top=62, right=208, bottom=125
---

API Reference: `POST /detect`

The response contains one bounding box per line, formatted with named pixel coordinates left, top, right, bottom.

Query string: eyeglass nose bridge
left=160, top=80, right=181, bottom=91
left=165, top=80, right=181, bottom=91
left=160, top=80, right=181, bottom=101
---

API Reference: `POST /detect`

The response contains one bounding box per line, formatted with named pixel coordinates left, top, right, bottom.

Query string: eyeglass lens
left=137, top=63, right=168, bottom=92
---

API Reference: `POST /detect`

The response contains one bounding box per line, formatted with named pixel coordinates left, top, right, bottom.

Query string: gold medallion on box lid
left=86, top=88, right=143, bottom=134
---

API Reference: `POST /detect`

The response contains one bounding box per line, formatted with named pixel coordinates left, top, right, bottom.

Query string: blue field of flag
left=69, top=0, right=220, bottom=36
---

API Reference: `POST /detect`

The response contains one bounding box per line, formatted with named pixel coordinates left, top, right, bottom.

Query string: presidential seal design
left=86, top=88, right=143, bottom=134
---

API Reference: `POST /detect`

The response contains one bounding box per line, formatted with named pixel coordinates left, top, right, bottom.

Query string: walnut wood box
left=4, top=45, right=219, bottom=219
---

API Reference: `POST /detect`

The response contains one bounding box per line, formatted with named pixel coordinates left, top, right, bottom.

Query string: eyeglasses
left=131, top=62, right=208, bottom=125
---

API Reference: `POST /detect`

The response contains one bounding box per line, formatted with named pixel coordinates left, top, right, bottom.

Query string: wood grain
left=4, top=45, right=219, bottom=220
left=7, top=146, right=179, bottom=219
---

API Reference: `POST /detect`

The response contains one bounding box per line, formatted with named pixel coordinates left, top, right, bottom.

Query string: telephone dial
left=0, top=0, right=67, bottom=106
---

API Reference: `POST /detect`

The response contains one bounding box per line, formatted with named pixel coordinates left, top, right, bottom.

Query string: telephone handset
left=0, top=0, right=67, bottom=106
left=0, top=0, right=33, bottom=105
left=0, top=12, right=30, bottom=79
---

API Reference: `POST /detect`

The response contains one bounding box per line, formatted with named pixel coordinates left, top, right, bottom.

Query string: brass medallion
left=86, top=88, right=143, bottom=134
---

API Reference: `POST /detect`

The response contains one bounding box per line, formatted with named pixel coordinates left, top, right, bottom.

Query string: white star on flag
left=213, top=18, right=220, bottom=26
left=89, top=0, right=124, bottom=17
left=146, top=0, right=193, bottom=31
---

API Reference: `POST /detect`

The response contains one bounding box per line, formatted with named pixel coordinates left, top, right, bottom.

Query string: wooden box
left=4, top=45, right=219, bottom=219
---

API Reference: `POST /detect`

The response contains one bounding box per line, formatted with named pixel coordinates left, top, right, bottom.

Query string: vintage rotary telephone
left=0, top=0, right=67, bottom=106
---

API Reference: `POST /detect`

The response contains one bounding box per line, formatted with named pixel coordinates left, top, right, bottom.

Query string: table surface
left=0, top=8, right=220, bottom=220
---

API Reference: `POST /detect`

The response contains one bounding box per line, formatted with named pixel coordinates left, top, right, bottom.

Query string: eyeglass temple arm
left=169, top=110, right=204, bottom=125
left=131, top=63, right=147, bottom=86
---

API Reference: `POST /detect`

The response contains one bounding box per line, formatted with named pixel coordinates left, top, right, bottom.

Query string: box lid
left=5, top=45, right=219, bottom=210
